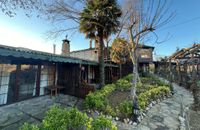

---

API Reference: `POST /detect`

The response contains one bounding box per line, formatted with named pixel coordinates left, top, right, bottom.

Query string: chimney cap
left=62, top=35, right=70, bottom=43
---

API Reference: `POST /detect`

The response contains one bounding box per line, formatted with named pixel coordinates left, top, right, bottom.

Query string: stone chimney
left=62, top=36, right=70, bottom=56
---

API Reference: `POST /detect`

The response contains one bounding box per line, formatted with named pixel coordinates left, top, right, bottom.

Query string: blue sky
left=0, top=0, right=200, bottom=59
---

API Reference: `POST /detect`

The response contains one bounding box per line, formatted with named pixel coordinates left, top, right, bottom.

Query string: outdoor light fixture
left=81, top=66, right=85, bottom=71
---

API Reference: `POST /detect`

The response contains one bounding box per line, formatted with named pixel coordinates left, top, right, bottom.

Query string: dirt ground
left=107, top=90, right=131, bottom=108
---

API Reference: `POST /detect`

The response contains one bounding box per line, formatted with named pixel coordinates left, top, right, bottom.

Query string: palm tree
left=79, top=0, right=122, bottom=87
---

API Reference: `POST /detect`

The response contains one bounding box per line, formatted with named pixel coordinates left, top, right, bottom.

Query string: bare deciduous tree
left=43, top=0, right=84, bottom=39
left=0, top=0, right=44, bottom=17
left=120, top=0, right=174, bottom=120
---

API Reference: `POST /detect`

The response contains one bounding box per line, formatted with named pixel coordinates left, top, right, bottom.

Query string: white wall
left=70, top=49, right=99, bottom=62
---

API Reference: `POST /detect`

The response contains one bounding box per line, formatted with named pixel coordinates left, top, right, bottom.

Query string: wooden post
left=119, top=64, right=122, bottom=78
left=183, top=62, right=187, bottom=87
left=176, top=61, right=181, bottom=85
left=88, top=65, right=90, bottom=84
left=191, top=53, right=196, bottom=82
left=36, top=65, right=41, bottom=96
left=79, top=64, right=82, bottom=87
left=169, top=60, right=174, bottom=93
left=15, top=64, right=20, bottom=101
left=55, top=63, right=58, bottom=85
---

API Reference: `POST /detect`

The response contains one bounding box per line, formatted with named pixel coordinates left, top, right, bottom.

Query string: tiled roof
left=0, top=44, right=98, bottom=65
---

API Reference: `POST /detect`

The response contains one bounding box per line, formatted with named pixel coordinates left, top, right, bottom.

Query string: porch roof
left=0, top=44, right=98, bottom=65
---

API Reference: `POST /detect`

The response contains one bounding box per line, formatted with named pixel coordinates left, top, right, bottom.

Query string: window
left=0, top=64, right=16, bottom=105
left=140, top=49, right=151, bottom=59
left=40, top=65, right=55, bottom=95
left=18, top=65, right=38, bottom=100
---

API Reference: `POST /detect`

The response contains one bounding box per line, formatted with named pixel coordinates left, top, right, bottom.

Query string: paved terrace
left=0, top=95, right=83, bottom=130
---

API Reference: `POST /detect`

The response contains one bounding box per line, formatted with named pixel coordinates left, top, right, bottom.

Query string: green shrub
left=67, top=108, right=89, bottom=129
left=20, top=106, right=118, bottom=130
left=100, top=84, right=116, bottom=96
left=115, top=79, right=132, bottom=90
left=154, top=79, right=168, bottom=86
left=197, top=80, right=200, bottom=87
left=42, top=106, right=88, bottom=130
left=89, top=115, right=117, bottom=130
left=141, top=77, right=150, bottom=83
left=141, top=74, right=169, bottom=87
left=119, top=100, right=132, bottom=118
left=84, top=84, right=116, bottom=111
left=42, top=105, right=69, bottom=130
left=136, top=82, right=142, bottom=89
left=122, top=74, right=133, bottom=82
left=105, top=105, right=116, bottom=117
left=20, top=123, right=39, bottom=130
left=138, top=93, right=148, bottom=110
left=84, top=92, right=107, bottom=110
left=138, top=86, right=170, bottom=110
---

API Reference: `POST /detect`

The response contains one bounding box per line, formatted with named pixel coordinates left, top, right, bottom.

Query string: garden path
left=117, top=82, right=193, bottom=130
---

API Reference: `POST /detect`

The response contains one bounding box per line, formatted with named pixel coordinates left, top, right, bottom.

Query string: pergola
left=167, top=44, right=200, bottom=88
left=154, top=44, right=200, bottom=89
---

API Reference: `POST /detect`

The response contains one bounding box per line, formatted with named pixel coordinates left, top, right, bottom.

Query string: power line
left=158, top=16, right=200, bottom=31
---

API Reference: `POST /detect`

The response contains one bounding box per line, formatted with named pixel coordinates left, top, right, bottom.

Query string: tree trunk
left=130, top=44, right=139, bottom=100
left=128, top=27, right=140, bottom=121
left=132, top=51, right=140, bottom=122
left=119, top=64, right=122, bottom=78
left=98, top=33, right=105, bottom=88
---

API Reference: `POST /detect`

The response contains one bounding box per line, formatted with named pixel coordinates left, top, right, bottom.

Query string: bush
left=122, top=74, right=133, bottom=82
left=141, top=74, right=169, bottom=87
left=138, top=93, right=148, bottom=110
left=115, top=79, right=132, bottom=90
left=100, top=84, right=116, bottom=96
left=119, top=100, right=132, bottom=118
left=84, top=92, right=107, bottom=111
left=89, top=115, right=117, bottom=130
left=197, top=80, right=200, bottom=87
left=154, top=79, right=168, bottom=86
left=67, top=108, right=89, bottom=129
left=138, top=86, right=170, bottom=110
left=20, top=106, right=117, bottom=130
left=84, top=84, right=116, bottom=111
left=42, top=106, right=88, bottom=130
left=141, top=77, right=150, bottom=83
left=19, top=123, right=39, bottom=130
left=105, top=105, right=116, bottom=117
left=42, top=105, right=69, bottom=130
